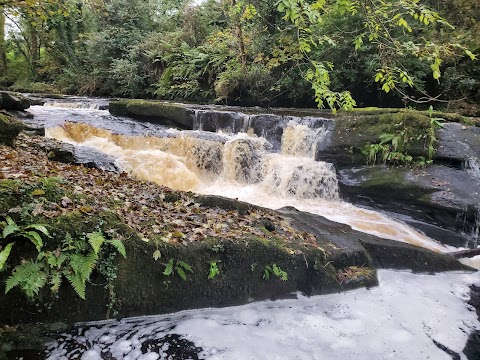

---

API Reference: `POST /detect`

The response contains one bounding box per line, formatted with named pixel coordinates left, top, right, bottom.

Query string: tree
left=276, top=0, right=477, bottom=110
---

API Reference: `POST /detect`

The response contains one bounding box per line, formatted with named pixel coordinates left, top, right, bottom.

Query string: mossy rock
left=0, top=92, right=30, bottom=111
left=0, top=114, right=24, bottom=147
left=318, top=111, right=433, bottom=166
left=0, top=208, right=374, bottom=324
left=108, top=99, right=128, bottom=116
left=109, top=99, right=194, bottom=129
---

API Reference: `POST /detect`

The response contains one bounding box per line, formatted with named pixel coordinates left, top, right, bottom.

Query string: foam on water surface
left=45, top=270, right=480, bottom=360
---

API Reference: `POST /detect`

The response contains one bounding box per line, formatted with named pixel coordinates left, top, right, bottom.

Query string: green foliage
left=3, top=227, right=126, bottom=300
left=2, top=0, right=478, bottom=108
left=263, top=263, right=288, bottom=281
left=362, top=110, right=444, bottom=166
left=207, top=260, right=220, bottom=280
left=0, top=216, right=50, bottom=271
left=5, top=261, right=47, bottom=298
left=163, top=258, right=193, bottom=281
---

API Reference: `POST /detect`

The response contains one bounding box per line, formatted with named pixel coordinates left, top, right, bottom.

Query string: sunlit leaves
left=276, top=0, right=475, bottom=103
left=375, top=67, right=413, bottom=93
left=305, top=61, right=356, bottom=112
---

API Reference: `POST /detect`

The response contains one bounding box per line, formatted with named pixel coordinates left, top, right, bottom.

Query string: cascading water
left=39, top=109, right=448, bottom=253
left=42, top=97, right=109, bottom=110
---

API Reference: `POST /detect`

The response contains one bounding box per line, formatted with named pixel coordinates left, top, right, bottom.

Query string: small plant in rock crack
left=263, top=264, right=288, bottom=281
left=163, top=259, right=193, bottom=281
left=208, top=260, right=221, bottom=279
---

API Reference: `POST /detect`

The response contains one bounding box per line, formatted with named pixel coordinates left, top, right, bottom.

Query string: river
left=15, top=98, right=480, bottom=359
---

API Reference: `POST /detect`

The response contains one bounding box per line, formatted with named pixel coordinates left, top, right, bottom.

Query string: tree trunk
left=0, top=7, right=7, bottom=77
left=231, top=0, right=246, bottom=65
left=28, top=23, right=40, bottom=80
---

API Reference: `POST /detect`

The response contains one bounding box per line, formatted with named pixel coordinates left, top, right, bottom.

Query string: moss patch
left=109, top=99, right=193, bottom=129
left=0, top=114, right=23, bottom=146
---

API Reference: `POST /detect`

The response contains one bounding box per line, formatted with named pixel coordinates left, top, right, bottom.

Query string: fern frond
left=65, top=273, right=86, bottom=300
left=24, top=231, right=44, bottom=251
left=24, top=224, right=50, bottom=238
left=108, top=239, right=126, bottom=258
left=87, top=231, right=105, bottom=255
left=6, top=262, right=46, bottom=298
left=50, top=272, right=62, bottom=293
left=69, top=252, right=98, bottom=282
left=2, top=223, right=19, bottom=239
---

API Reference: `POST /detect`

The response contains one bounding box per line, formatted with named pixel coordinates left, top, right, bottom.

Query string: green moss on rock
left=108, top=99, right=128, bottom=116
left=0, top=114, right=24, bottom=146
left=109, top=99, right=194, bottom=129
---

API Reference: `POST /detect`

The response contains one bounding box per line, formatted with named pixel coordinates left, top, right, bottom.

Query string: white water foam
left=45, top=270, right=480, bottom=360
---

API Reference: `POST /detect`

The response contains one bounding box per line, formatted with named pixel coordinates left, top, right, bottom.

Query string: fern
left=109, top=239, right=126, bottom=258
left=2, top=226, right=126, bottom=301
left=5, top=261, right=47, bottom=298
left=87, top=231, right=105, bottom=255
left=23, top=231, right=43, bottom=251
left=0, top=243, right=14, bottom=271
left=65, top=273, right=87, bottom=300
left=50, top=272, right=62, bottom=293
left=69, top=252, right=98, bottom=282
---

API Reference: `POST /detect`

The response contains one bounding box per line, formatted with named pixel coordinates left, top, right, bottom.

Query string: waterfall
left=259, top=154, right=339, bottom=200
left=47, top=120, right=338, bottom=201
left=45, top=119, right=448, bottom=253
left=281, top=121, right=326, bottom=158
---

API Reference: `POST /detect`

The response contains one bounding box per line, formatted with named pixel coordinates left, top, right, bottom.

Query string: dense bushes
left=1, top=0, right=479, bottom=111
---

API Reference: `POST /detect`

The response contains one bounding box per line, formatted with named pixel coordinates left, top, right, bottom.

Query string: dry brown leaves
left=0, top=134, right=320, bottom=249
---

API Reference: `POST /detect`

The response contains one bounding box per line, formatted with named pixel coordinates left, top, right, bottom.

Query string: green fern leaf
left=6, top=262, right=46, bottom=298
left=50, top=272, right=62, bottom=293
left=177, top=261, right=192, bottom=272
left=65, top=273, right=86, bottom=299
left=176, top=266, right=187, bottom=281
left=108, top=239, right=126, bottom=258
left=0, top=243, right=14, bottom=271
left=2, top=223, right=19, bottom=239
left=87, top=232, right=105, bottom=255
left=24, top=231, right=43, bottom=251
left=69, top=252, right=98, bottom=282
